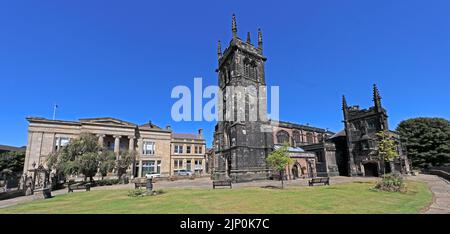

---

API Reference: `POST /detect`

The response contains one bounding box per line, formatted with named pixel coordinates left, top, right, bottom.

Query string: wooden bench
left=134, top=182, right=147, bottom=189
left=68, top=183, right=91, bottom=193
left=213, top=180, right=232, bottom=189
left=308, top=177, right=330, bottom=186
left=133, top=178, right=150, bottom=189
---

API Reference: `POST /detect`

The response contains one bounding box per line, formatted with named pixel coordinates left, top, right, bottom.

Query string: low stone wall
left=0, top=189, right=25, bottom=201
left=424, top=169, right=450, bottom=182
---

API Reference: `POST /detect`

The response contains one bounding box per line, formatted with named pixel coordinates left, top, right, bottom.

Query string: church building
left=212, top=15, right=410, bottom=182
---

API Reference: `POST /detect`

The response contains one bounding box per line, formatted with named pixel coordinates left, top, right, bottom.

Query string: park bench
left=68, top=182, right=91, bottom=193
left=134, top=182, right=147, bottom=189
left=308, top=177, right=330, bottom=186
left=133, top=178, right=149, bottom=189
left=213, top=180, right=232, bottom=189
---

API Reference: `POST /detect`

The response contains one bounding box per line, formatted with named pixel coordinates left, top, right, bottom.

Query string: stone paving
left=409, top=174, right=450, bottom=214
left=0, top=175, right=448, bottom=213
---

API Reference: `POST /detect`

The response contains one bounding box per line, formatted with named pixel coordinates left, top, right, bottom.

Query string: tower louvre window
left=243, top=61, right=257, bottom=80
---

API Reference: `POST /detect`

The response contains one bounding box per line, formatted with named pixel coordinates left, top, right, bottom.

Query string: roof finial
left=373, top=84, right=382, bottom=111
left=258, top=28, right=263, bottom=51
left=342, top=95, right=349, bottom=120
left=342, top=95, right=348, bottom=110
left=232, top=14, right=237, bottom=38
left=217, top=40, right=222, bottom=59
left=246, top=32, right=251, bottom=43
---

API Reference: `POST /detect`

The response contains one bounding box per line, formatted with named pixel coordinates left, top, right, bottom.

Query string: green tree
left=115, top=150, right=136, bottom=181
left=396, top=118, right=450, bottom=168
left=266, top=143, right=293, bottom=189
left=98, top=151, right=116, bottom=180
left=376, top=131, right=399, bottom=163
left=47, top=133, right=102, bottom=181
left=0, top=151, right=25, bottom=173
left=74, top=152, right=99, bottom=181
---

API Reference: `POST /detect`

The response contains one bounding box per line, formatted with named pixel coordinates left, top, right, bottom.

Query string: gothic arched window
left=292, top=130, right=301, bottom=146
left=306, top=132, right=314, bottom=144
left=317, top=134, right=324, bottom=143
left=276, top=130, right=290, bottom=145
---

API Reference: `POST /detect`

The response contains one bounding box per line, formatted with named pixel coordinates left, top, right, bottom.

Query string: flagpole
left=53, top=104, right=58, bottom=120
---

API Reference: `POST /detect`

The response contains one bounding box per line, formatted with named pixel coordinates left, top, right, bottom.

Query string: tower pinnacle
left=232, top=14, right=237, bottom=38
left=258, top=28, right=263, bottom=51
left=217, top=40, right=222, bottom=59
left=373, top=84, right=382, bottom=111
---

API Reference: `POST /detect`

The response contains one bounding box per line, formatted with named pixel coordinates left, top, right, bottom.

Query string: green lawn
left=0, top=181, right=432, bottom=214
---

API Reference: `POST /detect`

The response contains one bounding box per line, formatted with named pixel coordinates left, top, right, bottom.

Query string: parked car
left=145, top=173, right=161, bottom=179
left=177, top=170, right=193, bottom=176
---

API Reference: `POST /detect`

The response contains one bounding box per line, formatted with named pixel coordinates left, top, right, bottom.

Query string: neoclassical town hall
left=23, top=15, right=411, bottom=182
left=24, top=117, right=206, bottom=178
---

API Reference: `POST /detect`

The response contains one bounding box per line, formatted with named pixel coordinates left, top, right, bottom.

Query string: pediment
left=79, top=118, right=136, bottom=127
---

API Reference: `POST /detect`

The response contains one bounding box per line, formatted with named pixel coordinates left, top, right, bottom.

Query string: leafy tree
left=376, top=131, right=399, bottom=163
left=115, top=150, right=136, bottom=181
left=396, top=118, right=450, bottom=168
left=74, top=152, right=99, bottom=181
left=98, top=151, right=116, bottom=180
left=47, top=133, right=102, bottom=181
left=266, top=143, right=293, bottom=189
left=0, top=151, right=25, bottom=173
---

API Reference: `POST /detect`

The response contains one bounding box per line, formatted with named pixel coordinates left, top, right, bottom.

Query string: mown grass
left=0, top=180, right=432, bottom=214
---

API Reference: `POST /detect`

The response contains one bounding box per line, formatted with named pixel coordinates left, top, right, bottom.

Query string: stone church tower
left=213, top=15, right=274, bottom=182
left=342, top=85, right=408, bottom=176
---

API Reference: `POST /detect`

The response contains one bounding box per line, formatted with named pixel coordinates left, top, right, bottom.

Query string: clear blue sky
left=1, top=0, right=449, bottom=147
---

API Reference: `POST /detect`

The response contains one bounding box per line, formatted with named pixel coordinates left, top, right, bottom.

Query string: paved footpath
left=410, top=174, right=450, bottom=214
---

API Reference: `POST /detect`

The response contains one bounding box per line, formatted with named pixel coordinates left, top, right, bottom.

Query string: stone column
left=201, top=158, right=206, bottom=175
left=137, top=138, right=143, bottom=155
left=97, top=134, right=105, bottom=148
left=138, top=160, right=142, bottom=178
left=114, top=135, right=121, bottom=160
left=129, top=136, right=135, bottom=151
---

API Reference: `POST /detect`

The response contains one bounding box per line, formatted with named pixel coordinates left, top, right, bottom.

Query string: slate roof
left=330, top=130, right=346, bottom=139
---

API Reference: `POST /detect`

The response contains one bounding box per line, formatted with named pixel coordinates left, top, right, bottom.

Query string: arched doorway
left=363, top=162, right=379, bottom=177
left=292, top=164, right=299, bottom=179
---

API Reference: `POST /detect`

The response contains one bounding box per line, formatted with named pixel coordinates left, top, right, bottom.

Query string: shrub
left=75, top=178, right=119, bottom=187
left=127, top=189, right=166, bottom=197
left=375, top=173, right=406, bottom=192
left=128, top=189, right=148, bottom=197
left=93, top=179, right=119, bottom=187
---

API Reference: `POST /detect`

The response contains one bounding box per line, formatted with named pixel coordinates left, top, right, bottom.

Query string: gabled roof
left=330, top=130, right=346, bottom=139
left=79, top=117, right=137, bottom=127
left=139, top=122, right=163, bottom=130
left=173, top=133, right=204, bottom=140
left=270, top=120, right=330, bottom=133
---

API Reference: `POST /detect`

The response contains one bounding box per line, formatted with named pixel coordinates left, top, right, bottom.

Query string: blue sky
left=1, top=0, right=449, bottom=147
